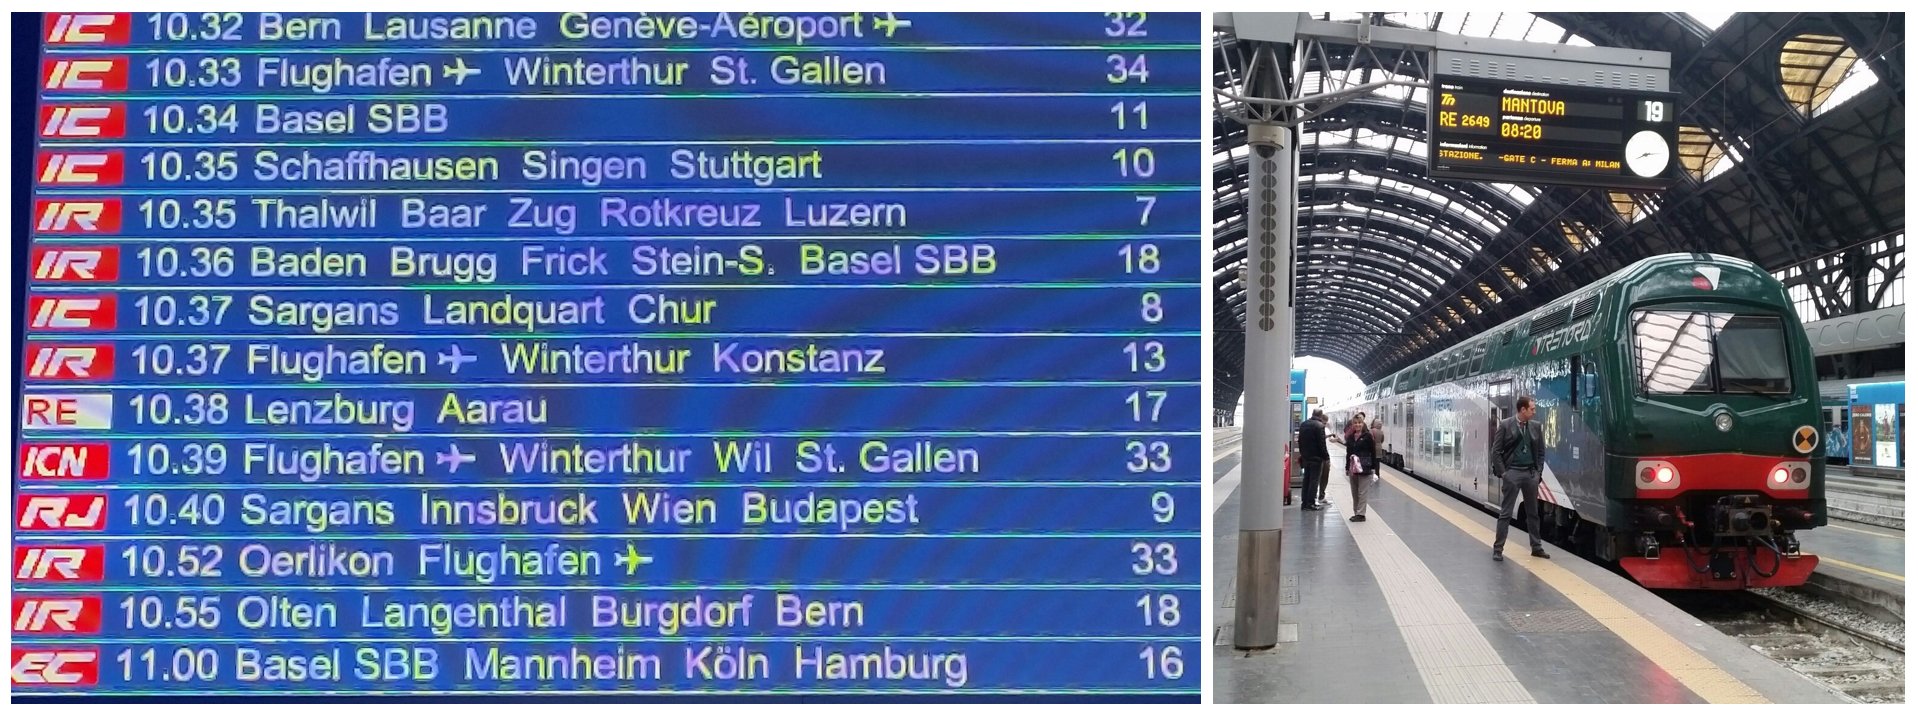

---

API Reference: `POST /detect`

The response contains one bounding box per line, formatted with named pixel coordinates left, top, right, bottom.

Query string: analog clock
left=1625, top=130, right=1671, bottom=178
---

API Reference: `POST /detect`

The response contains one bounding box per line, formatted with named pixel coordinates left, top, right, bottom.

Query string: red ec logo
left=10, top=648, right=100, bottom=686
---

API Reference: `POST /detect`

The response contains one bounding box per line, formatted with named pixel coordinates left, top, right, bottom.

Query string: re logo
left=12, top=597, right=102, bottom=634
left=18, top=443, right=111, bottom=480
left=36, top=151, right=123, bottom=186
left=27, top=295, right=117, bottom=331
left=30, top=246, right=120, bottom=282
left=25, top=344, right=114, bottom=381
left=12, top=546, right=106, bottom=582
left=39, top=104, right=125, bottom=139
left=10, top=648, right=99, bottom=686
left=43, top=14, right=130, bottom=44
left=20, top=395, right=115, bottom=431
left=41, top=58, right=126, bottom=92
left=16, top=494, right=108, bottom=532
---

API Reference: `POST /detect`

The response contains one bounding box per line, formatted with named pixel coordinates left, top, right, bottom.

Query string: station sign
left=1427, top=74, right=1679, bottom=191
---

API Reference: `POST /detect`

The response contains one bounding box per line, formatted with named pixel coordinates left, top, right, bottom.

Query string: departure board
left=13, top=12, right=1201, bottom=699
left=1427, top=74, right=1679, bottom=190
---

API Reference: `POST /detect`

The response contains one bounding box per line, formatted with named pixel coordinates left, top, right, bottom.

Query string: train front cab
left=1604, top=257, right=1826, bottom=590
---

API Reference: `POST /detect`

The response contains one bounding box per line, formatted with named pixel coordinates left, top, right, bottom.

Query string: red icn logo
left=44, top=14, right=130, bottom=44
left=40, top=104, right=124, bottom=139
left=27, top=296, right=116, bottom=331
left=31, top=246, right=119, bottom=282
left=19, top=443, right=111, bottom=480
left=16, top=494, right=107, bottom=532
left=41, top=58, right=126, bottom=92
left=34, top=199, right=120, bottom=233
left=10, top=648, right=99, bottom=686
left=25, top=345, right=114, bottom=381
left=13, top=546, right=106, bottom=582
left=37, top=151, right=122, bottom=186
left=12, top=597, right=102, bottom=634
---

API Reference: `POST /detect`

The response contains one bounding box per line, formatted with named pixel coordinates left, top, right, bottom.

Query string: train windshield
left=1632, top=310, right=1793, bottom=395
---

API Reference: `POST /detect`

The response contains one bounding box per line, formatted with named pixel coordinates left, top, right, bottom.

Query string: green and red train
left=1334, top=253, right=1826, bottom=589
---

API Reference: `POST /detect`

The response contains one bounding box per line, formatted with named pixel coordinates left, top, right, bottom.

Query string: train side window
left=1570, top=355, right=1581, bottom=409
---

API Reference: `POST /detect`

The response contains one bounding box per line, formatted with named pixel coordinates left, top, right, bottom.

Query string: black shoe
left=1301, top=504, right=1320, bottom=511
left=1492, top=550, right=1504, bottom=561
left=1531, top=549, right=1551, bottom=559
left=1349, top=514, right=1365, bottom=522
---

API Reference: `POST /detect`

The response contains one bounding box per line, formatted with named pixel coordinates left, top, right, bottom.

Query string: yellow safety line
left=1378, top=471, right=1771, bottom=704
left=1826, top=522, right=1904, bottom=541
left=1819, top=557, right=1905, bottom=583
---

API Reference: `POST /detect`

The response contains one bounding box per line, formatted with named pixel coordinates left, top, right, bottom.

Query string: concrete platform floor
left=1213, top=435, right=1848, bottom=704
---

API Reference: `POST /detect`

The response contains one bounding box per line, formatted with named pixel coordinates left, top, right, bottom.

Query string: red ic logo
left=13, top=545, right=106, bottom=583
left=34, top=199, right=121, bottom=234
left=37, top=151, right=123, bottom=186
left=39, top=104, right=125, bottom=139
left=19, top=443, right=111, bottom=481
left=41, top=58, right=126, bottom=92
left=10, top=648, right=100, bottom=686
left=28, top=296, right=116, bottom=331
left=12, top=597, right=103, bottom=634
left=44, top=14, right=131, bottom=45
left=25, top=344, right=114, bottom=381
left=31, top=246, right=119, bottom=282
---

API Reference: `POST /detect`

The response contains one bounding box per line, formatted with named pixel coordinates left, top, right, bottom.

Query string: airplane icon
left=439, top=344, right=477, bottom=374
left=874, top=13, right=912, bottom=37
left=443, top=56, right=480, bottom=85
left=436, top=443, right=477, bottom=473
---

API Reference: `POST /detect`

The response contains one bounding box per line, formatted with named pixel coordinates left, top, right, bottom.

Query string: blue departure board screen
left=12, top=11, right=1201, bottom=699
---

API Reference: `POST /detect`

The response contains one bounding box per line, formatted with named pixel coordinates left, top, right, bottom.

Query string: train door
left=1487, top=379, right=1515, bottom=507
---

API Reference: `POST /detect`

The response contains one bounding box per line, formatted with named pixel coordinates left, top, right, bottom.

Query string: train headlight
left=1766, top=462, right=1811, bottom=490
left=1637, top=460, right=1680, bottom=491
left=1713, top=412, right=1734, bottom=432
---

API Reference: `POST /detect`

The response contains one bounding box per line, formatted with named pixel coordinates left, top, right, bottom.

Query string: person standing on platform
left=1296, top=410, right=1331, bottom=511
left=1344, top=414, right=1380, bottom=522
left=1315, top=411, right=1335, bottom=505
left=1492, top=396, right=1552, bottom=561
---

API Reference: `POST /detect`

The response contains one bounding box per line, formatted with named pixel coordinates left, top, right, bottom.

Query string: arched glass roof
left=1213, top=12, right=1904, bottom=412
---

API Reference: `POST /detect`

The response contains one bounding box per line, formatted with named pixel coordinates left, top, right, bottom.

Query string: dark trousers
left=1494, top=467, right=1544, bottom=552
left=1299, top=457, right=1327, bottom=506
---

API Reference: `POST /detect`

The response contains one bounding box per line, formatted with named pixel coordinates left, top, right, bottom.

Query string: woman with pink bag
left=1343, top=414, right=1380, bottom=522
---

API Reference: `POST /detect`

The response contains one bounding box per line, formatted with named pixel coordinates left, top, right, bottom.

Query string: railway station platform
left=1798, top=471, right=1904, bottom=618
left=1212, top=436, right=1848, bottom=703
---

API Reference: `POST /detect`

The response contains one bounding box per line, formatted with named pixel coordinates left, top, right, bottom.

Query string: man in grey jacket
left=1491, top=396, right=1551, bottom=561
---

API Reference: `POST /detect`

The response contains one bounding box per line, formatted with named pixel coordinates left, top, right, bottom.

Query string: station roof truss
left=1213, top=12, right=1904, bottom=411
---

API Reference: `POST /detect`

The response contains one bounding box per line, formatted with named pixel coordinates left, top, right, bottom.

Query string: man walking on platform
left=1492, top=396, right=1551, bottom=561
left=1296, top=410, right=1330, bottom=511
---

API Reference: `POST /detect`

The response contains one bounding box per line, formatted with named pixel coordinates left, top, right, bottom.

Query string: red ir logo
left=13, top=545, right=107, bottom=582
left=30, top=246, right=119, bottom=282
left=12, top=597, right=102, bottom=634
left=33, top=199, right=121, bottom=234
left=25, top=344, right=114, bottom=381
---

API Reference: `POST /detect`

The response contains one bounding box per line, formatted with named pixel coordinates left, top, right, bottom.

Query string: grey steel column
left=1232, top=115, right=1296, bottom=649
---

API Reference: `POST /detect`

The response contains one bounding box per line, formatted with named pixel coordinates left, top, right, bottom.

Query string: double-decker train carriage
left=1333, top=253, right=1826, bottom=589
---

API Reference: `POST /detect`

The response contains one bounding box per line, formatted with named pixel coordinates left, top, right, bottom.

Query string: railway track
left=1668, top=589, right=1904, bottom=703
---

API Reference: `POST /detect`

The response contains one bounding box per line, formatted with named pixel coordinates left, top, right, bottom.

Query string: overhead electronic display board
left=1427, top=74, right=1679, bottom=190
left=12, top=11, right=1201, bottom=700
